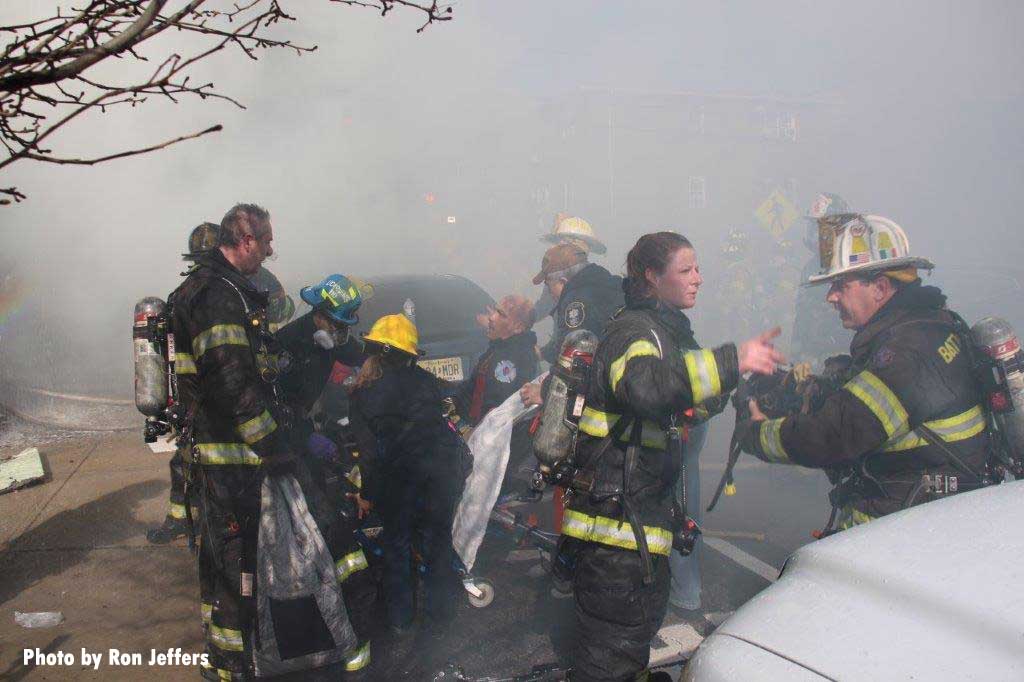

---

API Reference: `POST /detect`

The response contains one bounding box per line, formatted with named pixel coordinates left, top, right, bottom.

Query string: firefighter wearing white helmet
left=739, top=213, right=991, bottom=531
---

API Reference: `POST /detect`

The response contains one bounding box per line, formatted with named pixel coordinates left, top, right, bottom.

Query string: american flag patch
left=849, top=252, right=871, bottom=265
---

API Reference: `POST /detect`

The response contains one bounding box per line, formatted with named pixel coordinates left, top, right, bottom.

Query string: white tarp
left=452, top=373, right=546, bottom=572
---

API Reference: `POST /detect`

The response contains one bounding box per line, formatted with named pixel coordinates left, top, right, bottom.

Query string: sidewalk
left=0, top=432, right=201, bottom=680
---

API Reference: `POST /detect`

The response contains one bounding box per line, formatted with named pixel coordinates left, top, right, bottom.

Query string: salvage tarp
left=452, top=373, right=545, bottom=572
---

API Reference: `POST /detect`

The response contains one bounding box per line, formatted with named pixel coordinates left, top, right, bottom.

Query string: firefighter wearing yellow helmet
left=348, top=312, right=468, bottom=632
left=541, top=214, right=608, bottom=255
left=739, top=213, right=990, bottom=531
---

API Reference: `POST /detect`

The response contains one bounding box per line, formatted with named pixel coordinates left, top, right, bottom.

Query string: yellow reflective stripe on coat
left=609, top=339, right=661, bottom=393
left=196, top=442, right=262, bottom=466
left=344, top=641, right=371, bottom=671
left=758, top=418, right=791, bottom=463
left=201, top=602, right=213, bottom=625
left=335, top=549, right=369, bottom=583
left=561, top=509, right=672, bottom=556
left=175, top=352, right=197, bottom=375
left=844, top=370, right=909, bottom=439
left=193, top=324, right=249, bottom=359
left=236, top=409, right=277, bottom=445
left=882, top=405, right=986, bottom=453
left=578, top=407, right=668, bottom=449
left=837, top=505, right=875, bottom=530
left=684, top=349, right=722, bottom=405
left=208, top=624, right=244, bottom=652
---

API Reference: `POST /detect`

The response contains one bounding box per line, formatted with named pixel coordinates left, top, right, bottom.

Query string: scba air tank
left=133, top=297, right=169, bottom=417
left=532, top=329, right=598, bottom=466
left=971, top=316, right=1024, bottom=458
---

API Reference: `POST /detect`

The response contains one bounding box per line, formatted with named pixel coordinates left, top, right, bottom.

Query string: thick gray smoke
left=1, top=1, right=1021, bottom=410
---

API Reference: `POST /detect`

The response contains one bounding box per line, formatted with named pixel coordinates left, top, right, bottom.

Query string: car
left=683, top=480, right=1024, bottom=681
left=352, top=273, right=494, bottom=382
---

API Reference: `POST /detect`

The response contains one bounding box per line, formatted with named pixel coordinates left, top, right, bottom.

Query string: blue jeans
left=668, top=422, right=706, bottom=610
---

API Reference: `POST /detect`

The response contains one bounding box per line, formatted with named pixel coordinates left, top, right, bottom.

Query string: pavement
left=0, top=413, right=833, bottom=681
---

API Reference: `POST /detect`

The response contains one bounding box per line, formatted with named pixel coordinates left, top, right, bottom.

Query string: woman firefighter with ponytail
left=562, top=232, right=784, bottom=681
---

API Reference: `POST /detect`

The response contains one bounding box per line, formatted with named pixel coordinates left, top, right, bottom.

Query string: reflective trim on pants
left=201, top=602, right=212, bottom=625
left=208, top=623, right=244, bottom=652
left=168, top=501, right=187, bottom=520
left=562, top=509, right=672, bottom=556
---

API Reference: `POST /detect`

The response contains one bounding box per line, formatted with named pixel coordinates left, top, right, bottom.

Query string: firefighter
left=740, top=214, right=990, bottom=530
left=791, top=193, right=854, bottom=363
left=533, top=215, right=608, bottom=320
left=523, top=243, right=623, bottom=407
left=147, top=222, right=220, bottom=545
left=347, top=314, right=470, bottom=634
left=273, top=273, right=374, bottom=676
left=250, top=265, right=295, bottom=333
left=453, top=294, right=539, bottom=427
left=563, top=232, right=784, bottom=681
left=170, top=204, right=294, bottom=681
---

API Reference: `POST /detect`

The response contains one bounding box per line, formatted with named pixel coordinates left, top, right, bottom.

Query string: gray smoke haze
left=1, top=0, right=1022, bottom=402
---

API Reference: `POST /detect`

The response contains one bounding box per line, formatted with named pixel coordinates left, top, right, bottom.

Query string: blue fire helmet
left=300, top=274, right=362, bottom=326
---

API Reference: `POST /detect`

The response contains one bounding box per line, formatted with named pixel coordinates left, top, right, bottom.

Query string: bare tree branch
left=0, top=0, right=453, bottom=203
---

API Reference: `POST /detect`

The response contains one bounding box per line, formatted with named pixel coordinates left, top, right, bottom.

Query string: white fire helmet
left=540, top=215, right=607, bottom=255
left=808, top=213, right=934, bottom=285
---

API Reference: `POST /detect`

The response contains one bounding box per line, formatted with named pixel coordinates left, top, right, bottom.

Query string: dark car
left=352, top=273, right=494, bottom=381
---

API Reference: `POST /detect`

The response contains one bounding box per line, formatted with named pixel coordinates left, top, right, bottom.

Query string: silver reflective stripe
left=335, top=549, right=369, bottom=583
left=193, top=324, right=249, bottom=359
left=562, top=509, right=672, bottom=556
left=577, top=407, right=667, bottom=449
left=236, top=409, right=276, bottom=445
left=196, top=442, right=262, bottom=466
left=882, top=405, right=986, bottom=453
left=844, top=370, right=909, bottom=439
left=684, top=349, right=722, bottom=404
left=758, top=418, right=790, bottom=463
left=209, top=624, right=244, bottom=652
left=175, top=352, right=197, bottom=375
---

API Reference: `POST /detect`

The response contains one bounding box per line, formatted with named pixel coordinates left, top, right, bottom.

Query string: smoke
left=1, top=0, right=1022, bottom=400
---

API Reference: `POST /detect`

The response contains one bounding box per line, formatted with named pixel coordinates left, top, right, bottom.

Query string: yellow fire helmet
left=363, top=313, right=421, bottom=357
left=540, top=215, right=607, bottom=255
left=808, top=213, right=934, bottom=285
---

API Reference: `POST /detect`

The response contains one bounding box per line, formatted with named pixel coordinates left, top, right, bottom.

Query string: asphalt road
left=0, top=411, right=835, bottom=681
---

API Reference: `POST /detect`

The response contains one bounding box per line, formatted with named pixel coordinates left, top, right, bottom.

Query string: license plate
left=418, top=356, right=464, bottom=381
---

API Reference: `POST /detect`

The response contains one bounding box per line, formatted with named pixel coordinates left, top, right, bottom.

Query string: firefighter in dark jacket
left=171, top=204, right=294, bottom=681
left=740, top=214, right=989, bottom=529
left=147, top=222, right=219, bottom=544
left=563, top=232, right=784, bottom=681
left=536, top=243, right=624, bottom=365
left=273, top=273, right=374, bottom=675
left=348, top=314, right=469, bottom=633
left=453, top=294, right=539, bottom=427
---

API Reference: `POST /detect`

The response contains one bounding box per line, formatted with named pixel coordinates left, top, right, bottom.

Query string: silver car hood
left=712, top=481, right=1024, bottom=681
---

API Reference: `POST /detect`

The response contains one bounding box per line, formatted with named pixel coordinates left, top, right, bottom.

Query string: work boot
left=146, top=516, right=189, bottom=544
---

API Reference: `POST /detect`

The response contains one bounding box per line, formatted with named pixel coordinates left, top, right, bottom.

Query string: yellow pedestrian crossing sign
left=754, top=189, right=799, bottom=239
